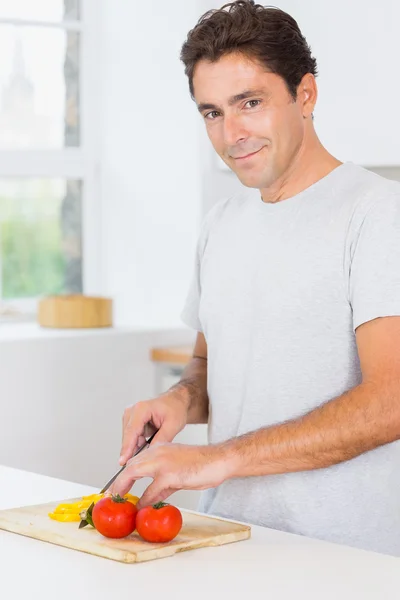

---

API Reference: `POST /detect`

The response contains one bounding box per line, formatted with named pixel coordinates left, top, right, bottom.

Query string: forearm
left=220, top=381, right=400, bottom=479
left=169, top=356, right=209, bottom=424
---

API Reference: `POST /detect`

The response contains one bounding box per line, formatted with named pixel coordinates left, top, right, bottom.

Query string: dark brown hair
left=180, top=1, right=318, bottom=101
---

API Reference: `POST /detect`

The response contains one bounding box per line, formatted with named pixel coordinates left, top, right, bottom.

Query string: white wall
left=99, top=1, right=206, bottom=330
left=277, top=0, right=400, bottom=166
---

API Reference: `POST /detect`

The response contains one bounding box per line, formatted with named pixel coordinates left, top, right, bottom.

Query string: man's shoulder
left=342, top=163, right=400, bottom=213
left=202, top=187, right=256, bottom=229
left=195, top=188, right=253, bottom=257
left=340, top=164, right=400, bottom=252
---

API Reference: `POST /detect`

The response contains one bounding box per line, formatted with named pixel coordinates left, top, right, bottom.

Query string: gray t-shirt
left=181, top=162, right=400, bottom=556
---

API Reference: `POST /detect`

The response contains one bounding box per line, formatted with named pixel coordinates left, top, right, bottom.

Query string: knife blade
left=78, top=429, right=158, bottom=529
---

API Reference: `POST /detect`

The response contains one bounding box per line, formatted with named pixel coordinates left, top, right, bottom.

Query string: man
left=110, top=1, right=400, bottom=556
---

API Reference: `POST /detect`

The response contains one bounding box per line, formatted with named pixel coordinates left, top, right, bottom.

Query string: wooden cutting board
left=0, top=498, right=251, bottom=563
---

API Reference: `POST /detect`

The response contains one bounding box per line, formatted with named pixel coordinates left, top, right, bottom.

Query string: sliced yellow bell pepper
left=124, top=493, right=139, bottom=504
left=48, top=512, right=81, bottom=522
left=48, top=492, right=140, bottom=523
left=53, top=501, right=89, bottom=513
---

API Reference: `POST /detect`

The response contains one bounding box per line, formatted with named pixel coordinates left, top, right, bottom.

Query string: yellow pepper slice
left=124, top=493, right=139, bottom=504
left=48, top=493, right=140, bottom=523
left=53, top=501, right=89, bottom=513
left=48, top=512, right=81, bottom=522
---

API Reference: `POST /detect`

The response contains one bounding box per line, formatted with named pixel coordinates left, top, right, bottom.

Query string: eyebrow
left=197, top=88, right=266, bottom=113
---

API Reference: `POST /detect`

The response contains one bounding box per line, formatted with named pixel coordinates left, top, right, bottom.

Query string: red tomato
left=92, top=494, right=137, bottom=539
left=136, top=502, right=183, bottom=543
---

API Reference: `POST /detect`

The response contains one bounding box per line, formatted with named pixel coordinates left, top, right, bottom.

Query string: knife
left=78, top=429, right=158, bottom=529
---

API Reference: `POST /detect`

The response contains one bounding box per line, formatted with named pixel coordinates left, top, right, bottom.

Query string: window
left=0, top=178, right=82, bottom=299
left=0, top=0, right=100, bottom=319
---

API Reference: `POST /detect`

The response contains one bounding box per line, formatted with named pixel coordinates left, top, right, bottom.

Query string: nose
left=222, top=113, right=248, bottom=148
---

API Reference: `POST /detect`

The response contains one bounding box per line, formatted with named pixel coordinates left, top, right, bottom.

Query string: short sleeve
left=180, top=234, right=203, bottom=332
left=349, top=192, right=400, bottom=331
left=180, top=199, right=228, bottom=332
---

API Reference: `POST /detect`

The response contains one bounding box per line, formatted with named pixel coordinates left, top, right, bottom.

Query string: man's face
left=193, top=53, right=307, bottom=190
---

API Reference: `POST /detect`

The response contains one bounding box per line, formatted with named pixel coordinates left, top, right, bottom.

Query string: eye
left=204, top=111, right=221, bottom=120
left=245, top=99, right=261, bottom=109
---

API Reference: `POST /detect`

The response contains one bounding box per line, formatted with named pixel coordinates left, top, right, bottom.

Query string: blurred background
left=0, top=0, right=399, bottom=508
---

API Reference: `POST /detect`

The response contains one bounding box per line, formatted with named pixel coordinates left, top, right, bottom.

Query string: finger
left=119, top=402, right=152, bottom=465
left=135, top=435, right=146, bottom=451
left=122, top=408, right=129, bottom=436
left=134, top=420, right=158, bottom=453
left=108, top=476, right=136, bottom=498
left=111, top=458, right=156, bottom=497
left=108, top=467, right=139, bottom=497
left=136, top=479, right=176, bottom=510
left=134, top=423, right=157, bottom=454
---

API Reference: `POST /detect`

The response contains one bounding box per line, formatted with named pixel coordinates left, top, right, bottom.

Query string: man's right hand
left=118, top=390, right=189, bottom=466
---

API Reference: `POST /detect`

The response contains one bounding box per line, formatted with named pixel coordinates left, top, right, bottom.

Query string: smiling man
left=111, top=1, right=400, bottom=556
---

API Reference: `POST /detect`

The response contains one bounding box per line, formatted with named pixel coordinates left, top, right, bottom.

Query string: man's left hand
left=108, top=443, right=230, bottom=509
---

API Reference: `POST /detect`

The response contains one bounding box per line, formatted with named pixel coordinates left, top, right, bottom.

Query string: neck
left=259, top=130, right=342, bottom=204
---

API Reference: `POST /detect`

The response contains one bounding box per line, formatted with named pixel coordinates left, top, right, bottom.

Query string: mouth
left=232, top=147, right=264, bottom=162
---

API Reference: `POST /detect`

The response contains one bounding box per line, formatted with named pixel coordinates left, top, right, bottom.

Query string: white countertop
left=1, top=466, right=399, bottom=599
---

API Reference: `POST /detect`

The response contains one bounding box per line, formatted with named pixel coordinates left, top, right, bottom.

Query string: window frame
left=0, top=0, right=102, bottom=315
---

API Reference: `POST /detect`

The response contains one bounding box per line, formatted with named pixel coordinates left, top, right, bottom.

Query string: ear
left=298, top=73, right=317, bottom=119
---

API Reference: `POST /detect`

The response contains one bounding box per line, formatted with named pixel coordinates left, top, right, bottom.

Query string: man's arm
left=222, top=316, right=400, bottom=478
left=112, top=317, right=400, bottom=505
left=170, top=332, right=209, bottom=424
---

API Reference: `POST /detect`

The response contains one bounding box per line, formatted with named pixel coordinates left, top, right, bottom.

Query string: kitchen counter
left=1, top=465, right=399, bottom=599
